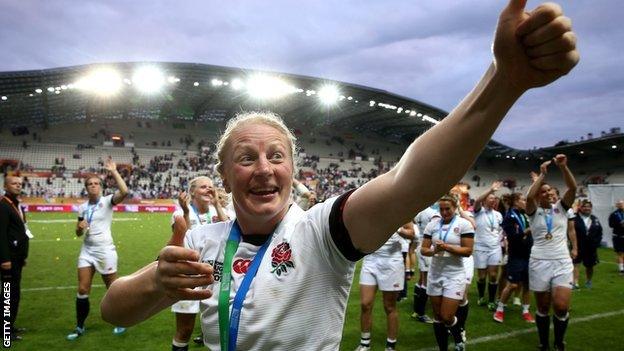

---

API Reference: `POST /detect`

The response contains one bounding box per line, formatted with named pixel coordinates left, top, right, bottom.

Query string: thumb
left=503, top=0, right=527, bottom=15
left=168, top=216, right=187, bottom=246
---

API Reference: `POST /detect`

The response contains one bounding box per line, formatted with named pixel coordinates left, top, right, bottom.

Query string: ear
left=222, top=177, right=231, bottom=193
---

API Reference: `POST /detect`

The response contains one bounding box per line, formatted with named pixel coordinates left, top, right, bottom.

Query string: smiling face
left=190, top=177, right=214, bottom=207
left=538, top=184, right=552, bottom=207
left=438, top=199, right=457, bottom=222
left=221, top=123, right=294, bottom=231
left=485, top=193, right=498, bottom=209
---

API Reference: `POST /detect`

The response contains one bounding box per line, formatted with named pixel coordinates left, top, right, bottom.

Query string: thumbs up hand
left=493, top=0, right=579, bottom=92
left=156, top=216, right=214, bottom=300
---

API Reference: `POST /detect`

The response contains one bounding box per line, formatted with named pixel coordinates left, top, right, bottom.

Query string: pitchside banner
left=22, top=204, right=176, bottom=213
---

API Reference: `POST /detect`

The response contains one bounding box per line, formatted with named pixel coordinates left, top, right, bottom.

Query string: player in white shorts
left=421, top=195, right=474, bottom=351
left=412, top=205, right=440, bottom=323
left=356, top=222, right=415, bottom=351
left=170, top=176, right=229, bottom=351
left=67, top=158, right=128, bottom=340
left=473, top=181, right=504, bottom=310
left=526, top=155, right=578, bottom=351
left=101, top=9, right=580, bottom=349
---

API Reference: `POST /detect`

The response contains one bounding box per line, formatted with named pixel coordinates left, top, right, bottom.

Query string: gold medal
left=545, top=232, right=553, bottom=240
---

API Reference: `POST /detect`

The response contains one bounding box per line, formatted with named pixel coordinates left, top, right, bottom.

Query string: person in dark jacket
left=0, top=175, right=30, bottom=341
left=493, top=193, right=535, bottom=323
left=608, top=200, right=624, bottom=274
left=572, top=200, right=602, bottom=288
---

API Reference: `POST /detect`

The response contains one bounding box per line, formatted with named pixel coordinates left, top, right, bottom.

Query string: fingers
left=529, top=50, right=579, bottom=73
left=158, top=260, right=213, bottom=277
left=526, top=30, right=576, bottom=58
left=523, top=16, right=572, bottom=47
left=159, top=245, right=199, bottom=262
left=169, top=216, right=187, bottom=246
left=167, top=288, right=213, bottom=301
left=516, top=2, right=563, bottom=37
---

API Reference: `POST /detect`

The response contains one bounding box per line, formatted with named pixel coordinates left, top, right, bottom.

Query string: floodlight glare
left=246, top=75, right=296, bottom=100
left=318, top=85, right=340, bottom=105
left=76, top=68, right=122, bottom=96
left=231, top=78, right=244, bottom=90
left=35, top=88, right=43, bottom=94
left=132, top=66, right=165, bottom=94
left=1, top=96, right=7, bottom=101
left=47, top=87, right=55, bottom=92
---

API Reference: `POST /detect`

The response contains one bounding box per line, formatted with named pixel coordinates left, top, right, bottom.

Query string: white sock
left=496, top=301, right=505, bottom=312
left=522, top=304, right=530, bottom=313
left=619, top=263, right=624, bottom=271
left=360, top=332, right=371, bottom=346
left=172, top=339, right=188, bottom=347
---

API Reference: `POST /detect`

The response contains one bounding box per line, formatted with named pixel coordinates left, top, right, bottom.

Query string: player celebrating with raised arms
left=526, top=155, right=578, bottom=351
left=67, top=158, right=128, bottom=341
left=101, top=1, right=579, bottom=349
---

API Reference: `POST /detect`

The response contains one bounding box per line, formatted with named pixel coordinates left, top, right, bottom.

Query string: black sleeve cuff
left=329, top=189, right=366, bottom=262
left=460, top=233, right=475, bottom=238
left=423, top=234, right=432, bottom=239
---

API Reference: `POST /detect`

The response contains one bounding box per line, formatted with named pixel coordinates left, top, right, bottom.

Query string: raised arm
left=344, top=0, right=579, bottom=252
left=397, top=222, right=415, bottom=240
left=553, top=154, right=577, bottom=209
left=474, top=181, right=502, bottom=213
left=526, top=161, right=550, bottom=215
left=104, top=158, right=129, bottom=205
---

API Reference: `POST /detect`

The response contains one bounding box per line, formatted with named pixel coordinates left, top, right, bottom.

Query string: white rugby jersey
left=78, top=194, right=115, bottom=247
left=368, top=232, right=403, bottom=259
left=185, top=198, right=355, bottom=351
left=529, top=200, right=571, bottom=260
left=415, top=207, right=440, bottom=240
left=424, top=216, right=474, bottom=277
left=171, top=204, right=218, bottom=229
left=474, top=207, right=503, bottom=250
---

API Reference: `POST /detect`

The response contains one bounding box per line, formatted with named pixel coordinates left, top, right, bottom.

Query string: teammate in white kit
left=171, top=176, right=228, bottom=351
left=101, top=3, right=580, bottom=348
left=526, top=155, right=578, bottom=351
left=356, top=222, right=415, bottom=351
left=421, top=195, right=474, bottom=351
left=412, top=205, right=439, bottom=323
left=67, top=158, right=128, bottom=340
left=473, top=181, right=504, bottom=310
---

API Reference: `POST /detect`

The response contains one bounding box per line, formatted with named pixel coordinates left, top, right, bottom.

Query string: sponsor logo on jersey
left=233, top=259, right=252, bottom=274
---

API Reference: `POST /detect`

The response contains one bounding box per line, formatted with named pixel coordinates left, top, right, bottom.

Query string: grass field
left=10, top=212, right=624, bottom=350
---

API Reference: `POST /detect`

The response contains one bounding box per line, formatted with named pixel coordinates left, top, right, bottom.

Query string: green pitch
left=12, top=212, right=624, bottom=350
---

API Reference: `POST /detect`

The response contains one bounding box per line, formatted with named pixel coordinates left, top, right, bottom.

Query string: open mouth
left=249, top=187, right=279, bottom=198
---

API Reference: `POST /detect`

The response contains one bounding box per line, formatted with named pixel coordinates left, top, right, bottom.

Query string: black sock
left=76, top=296, right=90, bottom=329
left=535, top=314, right=550, bottom=347
left=414, top=286, right=427, bottom=315
left=413, top=285, right=421, bottom=314
left=488, top=283, right=498, bottom=303
left=171, top=345, right=188, bottom=351
left=477, top=280, right=486, bottom=299
left=433, top=322, right=449, bottom=351
left=553, top=314, right=569, bottom=347
left=456, top=302, right=469, bottom=331
left=448, top=319, right=463, bottom=344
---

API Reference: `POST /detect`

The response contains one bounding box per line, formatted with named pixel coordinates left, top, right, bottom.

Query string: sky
left=0, top=0, right=622, bottom=150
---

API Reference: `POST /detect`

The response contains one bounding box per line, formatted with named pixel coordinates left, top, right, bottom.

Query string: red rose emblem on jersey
left=233, top=259, right=252, bottom=274
left=271, top=242, right=295, bottom=276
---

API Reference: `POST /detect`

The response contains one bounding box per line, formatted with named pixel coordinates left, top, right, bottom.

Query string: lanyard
left=85, top=198, right=100, bottom=225
left=485, top=209, right=496, bottom=231
left=438, top=216, right=457, bottom=243
left=545, top=209, right=553, bottom=234
left=218, top=221, right=273, bottom=351
left=190, top=204, right=211, bottom=225
left=510, top=209, right=525, bottom=233
left=2, top=196, right=24, bottom=223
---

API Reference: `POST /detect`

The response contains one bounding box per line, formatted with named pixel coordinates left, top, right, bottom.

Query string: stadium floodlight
left=409, top=111, right=416, bottom=117
left=211, top=79, right=223, bottom=87
left=132, top=66, right=165, bottom=94
left=397, top=107, right=403, bottom=114
left=47, top=87, right=55, bottom=92
left=580, top=150, right=585, bottom=154
left=318, top=85, right=340, bottom=105
left=193, top=82, right=199, bottom=87
left=231, top=78, right=244, bottom=90
left=422, top=115, right=439, bottom=125
left=167, top=76, right=180, bottom=84
left=35, top=88, right=43, bottom=94
left=369, top=100, right=376, bottom=106
left=1, top=96, right=7, bottom=101
left=76, top=68, right=123, bottom=96
left=246, top=74, right=297, bottom=100
left=613, top=145, right=618, bottom=149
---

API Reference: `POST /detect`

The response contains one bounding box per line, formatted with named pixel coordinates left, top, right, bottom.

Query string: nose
left=253, top=154, right=273, bottom=177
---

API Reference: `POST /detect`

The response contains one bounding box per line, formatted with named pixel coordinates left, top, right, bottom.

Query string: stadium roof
left=1, top=62, right=620, bottom=160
